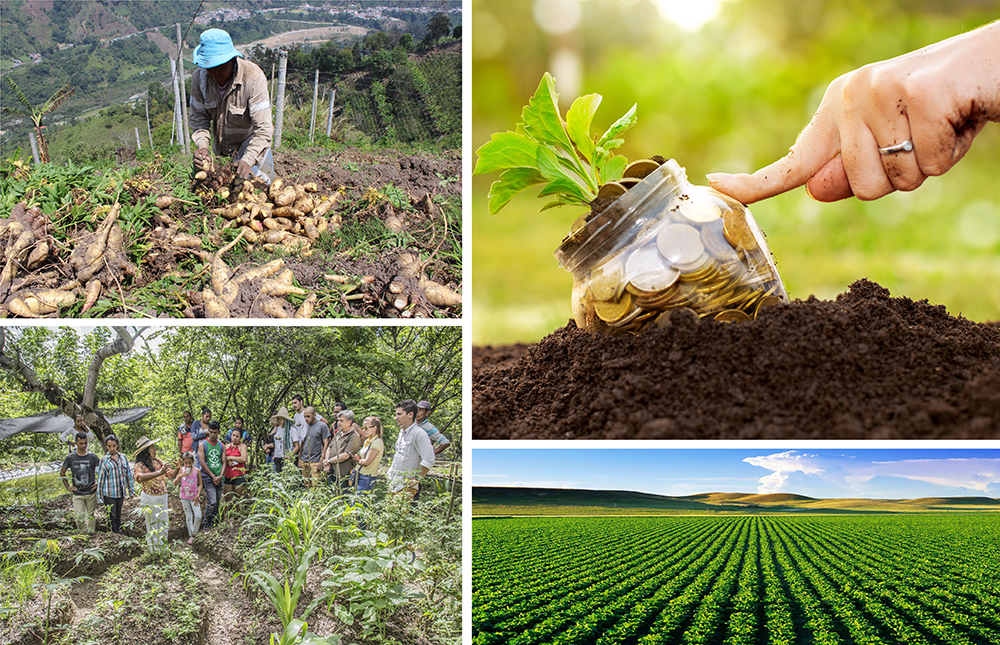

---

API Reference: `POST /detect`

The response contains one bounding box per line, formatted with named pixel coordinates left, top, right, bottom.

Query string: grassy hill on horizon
left=472, top=486, right=1000, bottom=516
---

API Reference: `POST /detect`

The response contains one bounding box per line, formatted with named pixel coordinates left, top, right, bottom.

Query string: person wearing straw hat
left=189, top=28, right=275, bottom=184
left=264, top=406, right=296, bottom=473
left=132, top=436, right=177, bottom=553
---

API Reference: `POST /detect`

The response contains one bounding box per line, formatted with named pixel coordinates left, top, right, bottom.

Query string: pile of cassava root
left=2, top=155, right=462, bottom=318
left=2, top=201, right=137, bottom=316
left=184, top=156, right=341, bottom=256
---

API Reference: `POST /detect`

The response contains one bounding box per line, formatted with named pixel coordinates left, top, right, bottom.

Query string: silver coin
left=656, top=223, right=705, bottom=266
left=678, top=199, right=722, bottom=224
left=625, top=244, right=679, bottom=292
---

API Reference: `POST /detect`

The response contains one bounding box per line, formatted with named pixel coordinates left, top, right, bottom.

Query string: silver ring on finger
left=878, top=140, right=913, bottom=155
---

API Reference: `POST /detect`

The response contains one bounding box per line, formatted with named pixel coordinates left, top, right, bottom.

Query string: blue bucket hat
left=194, top=29, right=242, bottom=69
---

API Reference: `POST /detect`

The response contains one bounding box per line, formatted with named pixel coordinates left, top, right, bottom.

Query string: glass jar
left=554, top=159, right=788, bottom=334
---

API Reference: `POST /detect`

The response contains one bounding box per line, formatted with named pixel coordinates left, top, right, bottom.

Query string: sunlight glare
left=653, top=0, right=724, bottom=32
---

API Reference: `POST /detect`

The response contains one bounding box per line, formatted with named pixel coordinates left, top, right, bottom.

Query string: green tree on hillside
left=421, top=13, right=452, bottom=49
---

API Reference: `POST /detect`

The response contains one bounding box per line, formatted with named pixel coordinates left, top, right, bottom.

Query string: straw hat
left=270, top=406, right=293, bottom=425
left=132, top=435, right=160, bottom=459
left=193, top=28, right=242, bottom=69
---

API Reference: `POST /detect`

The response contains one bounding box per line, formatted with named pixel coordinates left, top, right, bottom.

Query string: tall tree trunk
left=0, top=326, right=145, bottom=447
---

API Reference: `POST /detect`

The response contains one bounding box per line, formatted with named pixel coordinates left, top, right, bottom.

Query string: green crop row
left=473, top=515, right=1000, bottom=645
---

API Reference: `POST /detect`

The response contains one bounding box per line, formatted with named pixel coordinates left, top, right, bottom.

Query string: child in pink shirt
left=173, top=451, right=203, bottom=544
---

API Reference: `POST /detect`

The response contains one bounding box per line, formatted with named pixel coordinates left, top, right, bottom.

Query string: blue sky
left=472, top=449, right=1000, bottom=499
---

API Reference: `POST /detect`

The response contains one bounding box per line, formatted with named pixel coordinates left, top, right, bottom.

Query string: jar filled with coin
left=555, top=158, right=788, bottom=334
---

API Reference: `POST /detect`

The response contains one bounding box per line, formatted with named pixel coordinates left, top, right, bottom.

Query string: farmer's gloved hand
left=707, top=21, right=1000, bottom=204
left=193, top=147, right=212, bottom=172
left=234, top=159, right=252, bottom=180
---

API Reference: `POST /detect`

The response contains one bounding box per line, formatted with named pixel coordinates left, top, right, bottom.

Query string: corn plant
left=239, top=546, right=324, bottom=632
left=272, top=618, right=341, bottom=645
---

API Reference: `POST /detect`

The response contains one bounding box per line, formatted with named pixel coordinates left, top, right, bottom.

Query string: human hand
left=194, top=147, right=212, bottom=172
left=68, top=485, right=78, bottom=493
left=707, top=22, right=1000, bottom=204
left=234, top=159, right=252, bottom=179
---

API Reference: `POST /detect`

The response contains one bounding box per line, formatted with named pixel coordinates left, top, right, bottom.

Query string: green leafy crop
left=474, top=72, right=637, bottom=214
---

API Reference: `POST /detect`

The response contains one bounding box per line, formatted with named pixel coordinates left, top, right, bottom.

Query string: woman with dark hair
left=222, top=426, right=248, bottom=512
left=132, top=436, right=176, bottom=553
left=96, top=434, right=135, bottom=534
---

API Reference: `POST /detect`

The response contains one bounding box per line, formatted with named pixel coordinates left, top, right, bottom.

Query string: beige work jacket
left=189, top=57, right=273, bottom=167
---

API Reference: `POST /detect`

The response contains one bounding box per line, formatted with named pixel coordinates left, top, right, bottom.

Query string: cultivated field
left=473, top=515, right=1000, bottom=645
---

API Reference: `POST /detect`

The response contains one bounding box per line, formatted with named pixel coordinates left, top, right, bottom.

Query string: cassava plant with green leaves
left=2, top=78, right=75, bottom=163
left=474, top=72, right=636, bottom=214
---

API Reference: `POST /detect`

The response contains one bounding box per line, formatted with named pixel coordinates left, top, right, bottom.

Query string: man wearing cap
left=190, top=28, right=274, bottom=183
left=416, top=401, right=450, bottom=456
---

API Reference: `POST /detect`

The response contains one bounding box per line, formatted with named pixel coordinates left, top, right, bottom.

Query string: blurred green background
left=472, top=0, right=1000, bottom=345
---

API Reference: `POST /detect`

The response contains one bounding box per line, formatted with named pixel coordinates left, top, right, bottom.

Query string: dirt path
left=189, top=550, right=260, bottom=645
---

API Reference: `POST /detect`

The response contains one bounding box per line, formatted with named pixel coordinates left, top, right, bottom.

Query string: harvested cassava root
left=187, top=162, right=342, bottom=257
left=385, top=251, right=463, bottom=317
left=192, top=230, right=316, bottom=319
left=2, top=201, right=137, bottom=317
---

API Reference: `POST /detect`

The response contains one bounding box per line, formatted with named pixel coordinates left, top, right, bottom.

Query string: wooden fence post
left=169, top=57, right=183, bottom=150
left=28, top=132, right=41, bottom=164
left=274, top=51, right=287, bottom=150
left=326, top=88, right=336, bottom=136
left=309, top=69, right=319, bottom=143
left=145, top=99, right=154, bottom=149
left=176, top=23, right=191, bottom=155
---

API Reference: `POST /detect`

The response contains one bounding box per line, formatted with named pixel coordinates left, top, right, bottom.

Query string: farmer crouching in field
left=190, top=28, right=275, bottom=185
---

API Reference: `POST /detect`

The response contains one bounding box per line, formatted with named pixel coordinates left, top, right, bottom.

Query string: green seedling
left=474, top=72, right=637, bottom=213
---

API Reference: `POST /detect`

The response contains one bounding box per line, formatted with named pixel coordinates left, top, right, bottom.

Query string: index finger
left=709, top=120, right=842, bottom=204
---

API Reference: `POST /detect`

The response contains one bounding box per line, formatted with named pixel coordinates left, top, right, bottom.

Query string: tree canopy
left=0, top=326, right=461, bottom=462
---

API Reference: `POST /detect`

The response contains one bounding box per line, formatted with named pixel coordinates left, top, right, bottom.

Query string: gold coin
left=723, top=207, right=756, bottom=250
left=714, top=309, right=752, bottom=323
left=679, top=199, right=722, bottom=224
left=590, top=255, right=625, bottom=301
left=754, top=295, right=783, bottom=318
left=597, top=182, right=627, bottom=200
left=701, top=219, right=739, bottom=262
left=636, top=285, right=683, bottom=309
left=681, top=259, right=721, bottom=284
left=606, top=303, right=644, bottom=328
left=594, top=290, right=635, bottom=323
left=619, top=177, right=642, bottom=189
left=656, top=223, right=705, bottom=266
left=569, top=214, right=588, bottom=238
left=623, top=159, right=662, bottom=180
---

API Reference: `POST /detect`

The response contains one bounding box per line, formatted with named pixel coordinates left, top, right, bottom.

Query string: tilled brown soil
left=473, top=280, right=1000, bottom=439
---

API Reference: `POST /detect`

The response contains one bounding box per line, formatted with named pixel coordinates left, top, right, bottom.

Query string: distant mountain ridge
left=472, top=486, right=1000, bottom=514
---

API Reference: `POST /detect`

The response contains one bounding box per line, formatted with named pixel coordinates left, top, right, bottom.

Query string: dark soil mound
left=473, top=280, right=1000, bottom=439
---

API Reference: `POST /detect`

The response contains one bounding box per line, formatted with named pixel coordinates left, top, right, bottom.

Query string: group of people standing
left=59, top=396, right=451, bottom=552
left=264, top=396, right=449, bottom=499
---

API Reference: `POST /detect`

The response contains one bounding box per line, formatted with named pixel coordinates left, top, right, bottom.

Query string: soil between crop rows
left=473, top=279, right=1000, bottom=439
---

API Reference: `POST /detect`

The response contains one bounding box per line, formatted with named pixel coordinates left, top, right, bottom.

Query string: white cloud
left=869, top=458, right=1000, bottom=493
left=743, top=451, right=826, bottom=493
left=744, top=452, right=1000, bottom=496
left=758, top=472, right=789, bottom=494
